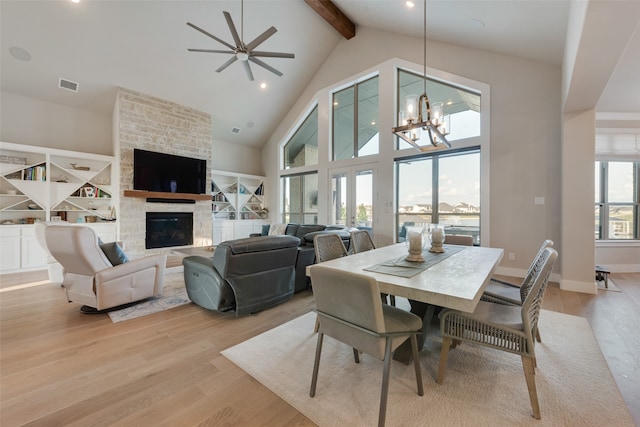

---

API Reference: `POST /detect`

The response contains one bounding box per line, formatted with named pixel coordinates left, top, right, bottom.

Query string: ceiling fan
left=187, top=0, right=294, bottom=81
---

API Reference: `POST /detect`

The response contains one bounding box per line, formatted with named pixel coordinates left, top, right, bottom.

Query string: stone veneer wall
left=116, top=87, right=212, bottom=259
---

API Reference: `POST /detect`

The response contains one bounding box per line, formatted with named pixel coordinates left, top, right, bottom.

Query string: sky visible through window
left=398, top=153, right=480, bottom=207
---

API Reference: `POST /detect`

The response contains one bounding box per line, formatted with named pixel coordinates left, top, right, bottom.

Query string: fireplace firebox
left=146, top=212, right=193, bottom=249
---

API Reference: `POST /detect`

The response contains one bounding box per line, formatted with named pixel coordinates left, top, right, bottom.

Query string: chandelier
left=392, top=0, right=450, bottom=152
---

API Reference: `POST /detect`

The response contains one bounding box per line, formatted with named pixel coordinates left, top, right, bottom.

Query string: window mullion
left=432, top=155, right=439, bottom=224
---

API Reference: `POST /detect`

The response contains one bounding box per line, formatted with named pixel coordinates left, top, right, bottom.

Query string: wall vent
left=231, top=127, right=241, bottom=134
left=58, top=78, right=79, bottom=92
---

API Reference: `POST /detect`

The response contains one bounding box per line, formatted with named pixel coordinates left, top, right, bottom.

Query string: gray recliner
left=182, top=235, right=300, bottom=316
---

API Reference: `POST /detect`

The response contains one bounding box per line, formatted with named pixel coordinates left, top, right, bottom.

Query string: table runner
left=364, top=245, right=466, bottom=278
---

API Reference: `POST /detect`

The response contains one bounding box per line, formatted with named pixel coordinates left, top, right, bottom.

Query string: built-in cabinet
left=1, top=142, right=117, bottom=224
left=0, top=226, right=47, bottom=272
left=211, top=170, right=269, bottom=245
left=0, top=142, right=118, bottom=272
left=212, top=219, right=269, bottom=245
left=212, top=171, right=267, bottom=220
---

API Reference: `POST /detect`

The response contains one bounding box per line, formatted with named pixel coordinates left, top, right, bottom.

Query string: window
left=284, top=105, right=318, bottom=169
left=595, top=161, right=639, bottom=240
left=281, top=172, right=318, bottom=224
left=332, top=76, right=379, bottom=160
left=397, top=69, right=481, bottom=150
left=396, top=148, right=481, bottom=244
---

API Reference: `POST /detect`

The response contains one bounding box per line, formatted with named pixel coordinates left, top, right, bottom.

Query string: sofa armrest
left=95, top=254, right=166, bottom=286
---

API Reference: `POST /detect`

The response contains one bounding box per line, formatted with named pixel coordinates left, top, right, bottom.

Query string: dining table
left=307, top=242, right=504, bottom=362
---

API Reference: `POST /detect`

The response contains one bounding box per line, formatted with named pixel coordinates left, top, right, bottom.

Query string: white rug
left=222, top=310, right=634, bottom=427
left=108, top=272, right=191, bottom=323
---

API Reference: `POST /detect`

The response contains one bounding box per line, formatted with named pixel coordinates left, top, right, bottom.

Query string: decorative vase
left=405, top=227, right=427, bottom=262
left=428, top=224, right=446, bottom=253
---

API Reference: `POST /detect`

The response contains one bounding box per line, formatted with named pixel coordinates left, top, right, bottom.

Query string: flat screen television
left=133, top=149, right=207, bottom=195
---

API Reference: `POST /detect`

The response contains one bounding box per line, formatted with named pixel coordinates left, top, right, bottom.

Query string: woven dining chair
left=309, top=265, right=424, bottom=427
left=314, top=233, right=348, bottom=263
left=481, top=239, right=554, bottom=342
left=443, top=234, right=474, bottom=246
left=437, top=247, right=558, bottom=420
left=350, top=230, right=395, bottom=307
left=350, top=229, right=376, bottom=253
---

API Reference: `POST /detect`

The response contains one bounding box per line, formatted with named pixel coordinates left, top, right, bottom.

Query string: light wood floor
left=1, top=271, right=638, bottom=426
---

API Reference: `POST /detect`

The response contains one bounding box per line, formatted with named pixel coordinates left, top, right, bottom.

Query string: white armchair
left=45, top=225, right=166, bottom=313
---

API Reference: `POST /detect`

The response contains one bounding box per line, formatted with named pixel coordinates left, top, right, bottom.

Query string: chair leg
left=410, top=334, right=424, bottom=396
left=313, top=315, right=319, bottom=333
left=310, top=333, right=324, bottom=397
left=535, top=327, right=542, bottom=343
left=521, top=355, right=541, bottom=419
left=353, top=348, right=360, bottom=363
left=390, top=295, right=396, bottom=307
left=378, top=337, right=393, bottom=427
left=437, top=336, right=451, bottom=385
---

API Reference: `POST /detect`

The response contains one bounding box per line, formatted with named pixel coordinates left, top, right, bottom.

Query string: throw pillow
left=99, top=242, right=129, bottom=266
left=268, top=223, right=287, bottom=236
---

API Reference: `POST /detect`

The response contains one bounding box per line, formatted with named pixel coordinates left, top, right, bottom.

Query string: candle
left=431, top=228, right=443, bottom=244
left=408, top=231, right=422, bottom=252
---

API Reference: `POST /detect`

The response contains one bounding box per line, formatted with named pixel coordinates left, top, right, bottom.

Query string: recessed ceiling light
left=406, top=1, right=415, bottom=8
left=9, top=46, right=31, bottom=62
left=70, top=0, right=80, bottom=3
left=260, top=82, right=267, bottom=89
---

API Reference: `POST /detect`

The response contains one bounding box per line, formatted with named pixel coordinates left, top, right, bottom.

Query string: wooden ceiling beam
left=305, top=0, right=356, bottom=40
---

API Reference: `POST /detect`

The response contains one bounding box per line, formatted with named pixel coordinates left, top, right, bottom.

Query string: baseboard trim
left=595, top=264, right=640, bottom=273
left=560, top=279, right=597, bottom=294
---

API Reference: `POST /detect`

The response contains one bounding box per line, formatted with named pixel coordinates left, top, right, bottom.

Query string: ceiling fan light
left=237, top=52, right=249, bottom=61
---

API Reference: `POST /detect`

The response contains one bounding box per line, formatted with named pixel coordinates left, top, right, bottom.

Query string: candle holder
left=428, top=224, right=446, bottom=253
left=405, top=227, right=427, bottom=262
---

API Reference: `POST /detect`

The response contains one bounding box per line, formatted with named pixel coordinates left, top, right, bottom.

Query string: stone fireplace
left=115, top=87, right=213, bottom=258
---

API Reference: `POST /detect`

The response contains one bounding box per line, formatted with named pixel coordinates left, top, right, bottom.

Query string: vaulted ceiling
left=1, top=1, right=638, bottom=148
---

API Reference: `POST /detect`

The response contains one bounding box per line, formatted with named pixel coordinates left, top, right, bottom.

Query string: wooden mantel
left=123, top=190, right=211, bottom=201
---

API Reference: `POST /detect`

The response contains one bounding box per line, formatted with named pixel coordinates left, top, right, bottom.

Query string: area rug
left=222, top=310, right=634, bottom=427
left=108, top=272, right=191, bottom=323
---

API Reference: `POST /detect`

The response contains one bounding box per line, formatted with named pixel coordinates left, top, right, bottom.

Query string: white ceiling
left=1, top=0, right=638, bottom=149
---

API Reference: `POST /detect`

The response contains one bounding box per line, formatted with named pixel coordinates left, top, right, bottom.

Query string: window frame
left=595, top=160, right=640, bottom=241
left=331, top=75, right=380, bottom=161
left=280, top=171, right=319, bottom=225
left=395, top=147, right=481, bottom=244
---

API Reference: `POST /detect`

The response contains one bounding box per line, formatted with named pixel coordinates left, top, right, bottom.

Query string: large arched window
left=397, top=69, right=481, bottom=150
left=284, top=105, right=318, bottom=169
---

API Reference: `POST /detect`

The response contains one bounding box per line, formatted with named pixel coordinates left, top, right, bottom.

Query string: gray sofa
left=182, top=235, right=300, bottom=316
left=251, top=223, right=355, bottom=292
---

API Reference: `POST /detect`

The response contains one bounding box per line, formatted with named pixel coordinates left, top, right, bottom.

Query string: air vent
left=58, top=78, right=79, bottom=92
left=231, top=127, right=241, bottom=134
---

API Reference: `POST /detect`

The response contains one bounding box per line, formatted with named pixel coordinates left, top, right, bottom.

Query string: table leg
left=392, top=300, right=436, bottom=365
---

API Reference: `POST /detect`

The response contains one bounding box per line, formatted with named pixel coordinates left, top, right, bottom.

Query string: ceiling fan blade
left=223, top=11, right=242, bottom=48
left=248, top=56, right=283, bottom=77
left=251, top=51, right=295, bottom=59
left=216, top=56, right=238, bottom=73
left=242, top=60, right=254, bottom=81
left=245, top=26, right=277, bottom=51
left=188, top=49, right=235, bottom=54
left=187, top=22, right=236, bottom=51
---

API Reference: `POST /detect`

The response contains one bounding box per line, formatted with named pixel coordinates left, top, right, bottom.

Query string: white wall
left=1, top=91, right=264, bottom=176
left=1, top=92, right=112, bottom=155
left=262, top=27, right=563, bottom=277
left=212, top=139, right=263, bottom=176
